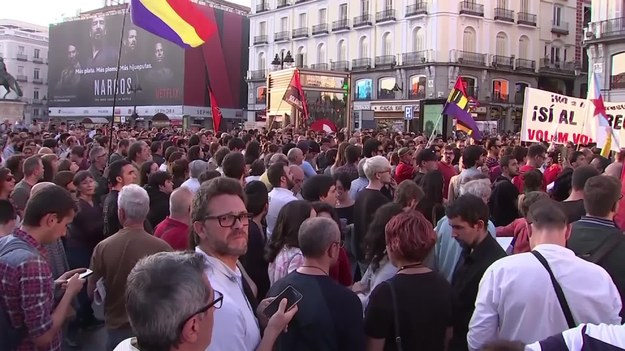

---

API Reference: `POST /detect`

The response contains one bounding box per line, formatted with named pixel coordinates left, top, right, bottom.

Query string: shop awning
left=82, top=117, right=110, bottom=124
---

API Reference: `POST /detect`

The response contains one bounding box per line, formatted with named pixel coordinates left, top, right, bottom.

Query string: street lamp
left=271, top=50, right=295, bottom=70
left=129, top=84, right=143, bottom=124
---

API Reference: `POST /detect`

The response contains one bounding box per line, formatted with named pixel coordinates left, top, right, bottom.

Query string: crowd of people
left=0, top=120, right=624, bottom=351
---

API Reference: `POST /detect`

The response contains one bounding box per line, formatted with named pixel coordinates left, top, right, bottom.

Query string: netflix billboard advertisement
left=48, top=13, right=184, bottom=108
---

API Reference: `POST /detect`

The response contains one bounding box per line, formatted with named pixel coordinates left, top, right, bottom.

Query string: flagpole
left=425, top=112, right=443, bottom=149
left=107, top=4, right=130, bottom=164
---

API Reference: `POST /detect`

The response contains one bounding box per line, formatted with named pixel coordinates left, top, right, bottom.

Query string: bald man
left=154, top=187, right=193, bottom=250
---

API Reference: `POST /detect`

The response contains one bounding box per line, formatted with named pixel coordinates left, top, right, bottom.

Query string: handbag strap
left=531, top=251, right=576, bottom=329
left=384, top=280, right=403, bottom=351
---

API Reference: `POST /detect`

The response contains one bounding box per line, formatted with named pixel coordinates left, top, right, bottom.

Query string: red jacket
left=496, top=217, right=530, bottom=254
left=329, top=247, right=352, bottom=287
left=512, top=165, right=547, bottom=193
left=395, top=161, right=415, bottom=184
left=438, top=161, right=456, bottom=199
left=154, top=217, right=190, bottom=251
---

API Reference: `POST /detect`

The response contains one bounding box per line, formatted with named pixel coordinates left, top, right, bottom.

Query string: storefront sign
left=353, top=102, right=371, bottom=111
left=372, top=105, right=404, bottom=112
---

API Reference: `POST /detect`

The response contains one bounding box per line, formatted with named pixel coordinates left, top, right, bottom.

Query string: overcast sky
left=4, top=0, right=251, bottom=26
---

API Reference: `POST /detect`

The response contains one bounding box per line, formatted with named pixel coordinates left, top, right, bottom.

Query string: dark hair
left=569, top=150, right=585, bottom=165
left=108, top=159, right=132, bottom=186
left=527, top=199, right=567, bottom=229
left=5, top=155, right=25, bottom=182
left=22, top=185, right=78, bottom=226
left=245, top=141, right=261, bottom=161
left=485, top=137, right=499, bottom=150
left=188, top=134, right=200, bottom=147
left=362, top=139, right=382, bottom=158
left=140, top=161, right=157, bottom=186
left=198, top=170, right=222, bottom=184
left=462, top=145, right=484, bottom=168
left=311, top=201, right=340, bottom=225
left=591, top=155, right=610, bottom=173
left=395, top=181, right=424, bottom=208
left=267, top=162, right=287, bottom=188
left=249, top=159, right=265, bottom=177
left=171, top=159, right=189, bottom=187
left=523, top=169, right=543, bottom=192
left=222, top=152, right=246, bottom=180
left=527, top=144, right=547, bottom=159
left=499, top=155, right=515, bottom=169
left=40, top=155, right=56, bottom=183
left=147, top=171, right=172, bottom=189
left=244, top=181, right=268, bottom=216
left=325, top=148, right=338, bottom=168
left=53, top=171, right=76, bottom=189
left=42, top=138, right=58, bottom=149
left=363, top=203, right=404, bottom=270
left=71, top=145, right=85, bottom=158
left=150, top=141, right=162, bottom=154
left=571, top=165, right=600, bottom=191
left=128, top=141, right=146, bottom=162
left=187, top=145, right=202, bottom=162
left=228, top=138, right=245, bottom=151
left=416, top=170, right=445, bottom=225
left=265, top=200, right=313, bottom=263
left=164, top=146, right=178, bottom=162
left=512, top=146, right=527, bottom=163
left=333, top=171, right=352, bottom=191
left=0, top=199, right=17, bottom=225
left=117, top=139, right=130, bottom=149
left=344, top=145, right=360, bottom=164
left=214, top=147, right=230, bottom=167
left=301, top=175, right=334, bottom=202
left=446, top=193, right=489, bottom=226
left=584, top=175, right=621, bottom=217
left=72, top=170, right=93, bottom=188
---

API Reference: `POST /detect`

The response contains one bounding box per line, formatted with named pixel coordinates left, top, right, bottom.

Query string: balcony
left=16, top=53, right=27, bottom=61
left=32, top=57, right=44, bottom=64
left=253, top=35, right=268, bottom=45
left=250, top=70, right=266, bottom=80
left=295, top=0, right=308, bottom=3
left=401, top=51, right=428, bottom=65
left=292, top=28, right=308, bottom=39
left=332, top=19, right=350, bottom=31
left=494, top=8, right=514, bottom=23
left=515, top=58, right=536, bottom=72
left=32, top=78, right=44, bottom=84
left=276, top=0, right=289, bottom=8
left=517, top=12, right=537, bottom=26
left=491, top=93, right=509, bottom=103
left=353, top=14, right=373, bottom=28
left=539, top=59, right=578, bottom=74
left=491, top=55, right=513, bottom=69
left=376, top=9, right=396, bottom=23
left=274, top=31, right=289, bottom=41
left=375, top=55, right=396, bottom=67
left=459, top=1, right=484, bottom=17
left=31, top=99, right=44, bottom=105
left=331, top=60, right=349, bottom=71
left=552, top=21, right=569, bottom=35
left=406, top=1, right=427, bottom=17
left=352, top=58, right=371, bottom=70
left=454, top=50, right=487, bottom=66
left=312, top=23, right=329, bottom=35
left=16, top=75, right=27, bottom=82
left=256, top=2, right=269, bottom=12
left=597, top=17, right=625, bottom=39
left=310, top=63, right=329, bottom=70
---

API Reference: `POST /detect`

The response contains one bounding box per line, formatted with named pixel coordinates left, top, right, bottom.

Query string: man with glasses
left=116, top=251, right=297, bottom=351
left=190, top=177, right=262, bottom=351
left=88, top=145, right=109, bottom=206
left=439, top=144, right=458, bottom=200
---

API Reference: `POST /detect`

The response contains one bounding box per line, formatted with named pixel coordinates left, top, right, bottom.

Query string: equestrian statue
left=0, top=57, right=23, bottom=100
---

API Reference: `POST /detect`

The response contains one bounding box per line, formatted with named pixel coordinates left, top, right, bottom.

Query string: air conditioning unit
left=421, top=57, right=427, bottom=63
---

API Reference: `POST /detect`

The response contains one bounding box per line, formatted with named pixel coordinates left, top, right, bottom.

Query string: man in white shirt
left=181, top=160, right=208, bottom=194
left=467, top=199, right=622, bottom=350
left=191, top=177, right=261, bottom=351
left=265, top=162, right=297, bottom=238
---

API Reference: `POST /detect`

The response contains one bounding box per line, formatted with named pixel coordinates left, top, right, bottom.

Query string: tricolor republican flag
left=587, top=72, right=619, bottom=157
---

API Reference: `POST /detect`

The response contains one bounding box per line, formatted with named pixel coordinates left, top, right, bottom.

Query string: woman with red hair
left=364, top=211, right=453, bottom=351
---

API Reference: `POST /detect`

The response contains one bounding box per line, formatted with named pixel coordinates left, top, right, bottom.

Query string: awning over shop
left=81, top=117, right=110, bottom=124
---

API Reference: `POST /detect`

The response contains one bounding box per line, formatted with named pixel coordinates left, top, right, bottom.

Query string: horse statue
left=0, top=57, right=23, bottom=100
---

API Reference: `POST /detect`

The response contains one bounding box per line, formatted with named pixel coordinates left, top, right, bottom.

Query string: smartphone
left=262, top=285, right=303, bottom=318
left=79, top=269, right=94, bottom=280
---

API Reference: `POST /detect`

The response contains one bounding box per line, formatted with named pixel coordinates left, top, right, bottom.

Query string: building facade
left=247, top=0, right=589, bottom=131
left=0, top=19, right=49, bottom=123
left=585, top=0, right=625, bottom=102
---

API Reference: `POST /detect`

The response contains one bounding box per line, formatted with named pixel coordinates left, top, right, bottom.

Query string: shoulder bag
left=384, top=280, right=403, bottom=351
left=531, top=251, right=576, bottom=329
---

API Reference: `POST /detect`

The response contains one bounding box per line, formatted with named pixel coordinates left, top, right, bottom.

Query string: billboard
left=48, top=13, right=184, bottom=108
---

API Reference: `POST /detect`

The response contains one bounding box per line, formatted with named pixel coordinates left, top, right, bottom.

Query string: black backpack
left=0, top=235, right=38, bottom=351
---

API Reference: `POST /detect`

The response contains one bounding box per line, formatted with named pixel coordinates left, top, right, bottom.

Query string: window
left=553, top=5, right=562, bottom=25
left=412, top=27, right=424, bottom=52
left=463, top=27, right=476, bottom=52
left=317, top=43, right=326, bottom=64
left=359, top=36, right=369, bottom=58
left=378, top=77, right=396, bottom=99
left=281, top=17, right=288, bottom=31
left=33, top=89, right=39, bottom=99
left=34, top=49, right=40, bottom=59
left=360, top=0, right=369, bottom=14
left=515, top=82, right=529, bottom=104
left=520, top=0, right=529, bottom=13
left=611, top=52, right=625, bottom=89
left=297, top=46, right=306, bottom=67
left=33, top=109, right=39, bottom=117
left=337, top=40, right=347, bottom=61
left=495, top=32, right=507, bottom=56
left=319, top=8, right=327, bottom=24
left=258, top=52, right=266, bottom=69
left=409, top=75, right=426, bottom=99
left=17, top=66, right=24, bottom=75
left=497, top=0, right=507, bottom=8
left=461, top=76, right=477, bottom=98
left=256, top=86, right=267, bottom=104
left=518, top=35, right=529, bottom=59
left=259, top=21, right=267, bottom=35
left=355, top=79, right=372, bottom=100
left=381, top=32, right=392, bottom=56
left=299, top=13, right=307, bottom=27
left=492, top=79, right=509, bottom=102
left=339, top=4, right=348, bottom=20
left=18, top=46, right=24, bottom=54
left=33, top=68, right=40, bottom=80
left=384, top=0, right=392, bottom=10
left=551, top=46, right=561, bottom=63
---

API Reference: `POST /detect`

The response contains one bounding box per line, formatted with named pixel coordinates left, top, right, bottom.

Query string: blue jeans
left=107, top=327, right=134, bottom=351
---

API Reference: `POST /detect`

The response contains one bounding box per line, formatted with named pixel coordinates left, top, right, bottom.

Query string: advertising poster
left=422, top=103, right=444, bottom=136
left=48, top=13, right=184, bottom=108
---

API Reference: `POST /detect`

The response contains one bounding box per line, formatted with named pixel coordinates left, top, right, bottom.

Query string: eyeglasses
left=202, top=212, right=253, bottom=228
left=178, top=290, right=223, bottom=331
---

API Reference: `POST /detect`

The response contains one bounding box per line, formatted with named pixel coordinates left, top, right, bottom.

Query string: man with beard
left=146, top=42, right=173, bottom=84
left=266, top=162, right=297, bottom=238
left=86, top=15, right=116, bottom=68
left=191, top=177, right=262, bottom=351
left=121, top=28, right=138, bottom=63
left=55, top=44, right=81, bottom=93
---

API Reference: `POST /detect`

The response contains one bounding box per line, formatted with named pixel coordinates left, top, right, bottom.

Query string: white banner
left=521, top=87, right=625, bottom=148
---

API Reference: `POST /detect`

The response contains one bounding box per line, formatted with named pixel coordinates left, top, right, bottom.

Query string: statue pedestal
left=0, top=100, right=25, bottom=125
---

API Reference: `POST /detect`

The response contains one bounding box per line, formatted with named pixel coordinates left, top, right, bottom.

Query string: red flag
left=282, top=69, right=309, bottom=123
left=209, top=87, right=222, bottom=132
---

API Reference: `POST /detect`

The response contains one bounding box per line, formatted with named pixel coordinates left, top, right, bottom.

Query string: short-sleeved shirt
left=0, top=229, right=59, bottom=351
left=90, top=227, right=172, bottom=330
left=11, top=180, right=33, bottom=212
